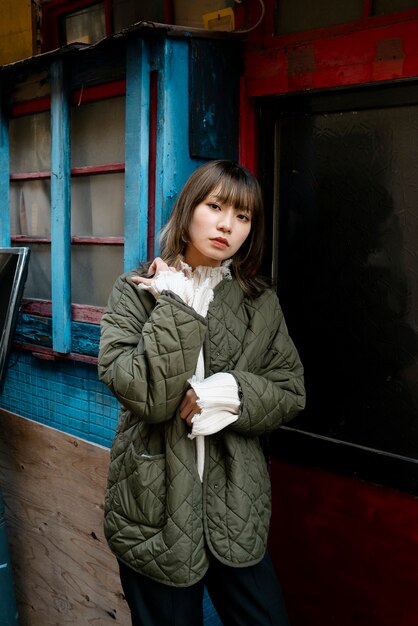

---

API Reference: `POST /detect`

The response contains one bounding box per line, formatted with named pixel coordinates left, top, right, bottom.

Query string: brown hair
left=160, top=160, right=266, bottom=297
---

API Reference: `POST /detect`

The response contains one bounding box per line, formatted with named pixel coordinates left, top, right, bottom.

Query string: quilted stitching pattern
left=99, top=272, right=305, bottom=585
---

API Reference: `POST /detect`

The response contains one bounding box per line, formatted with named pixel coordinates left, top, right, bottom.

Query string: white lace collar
left=179, top=258, right=232, bottom=281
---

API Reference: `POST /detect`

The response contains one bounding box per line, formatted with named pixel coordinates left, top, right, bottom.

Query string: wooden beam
left=124, top=37, right=150, bottom=271
left=0, top=408, right=130, bottom=625
left=154, top=39, right=200, bottom=253
left=50, top=60, right=71, bottom=353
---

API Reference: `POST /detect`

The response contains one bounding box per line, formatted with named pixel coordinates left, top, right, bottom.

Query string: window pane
left=71, top=97, right=125, bottom=168
left=71, top=245, right=123, bottom=306
left=373, top=0, right=418, bottom=14
left=9, top=112, right=51, bottom=173
left=71, top=173, right=124, bottom=237
left=63, top=3, right=106, bottom=45
left=10, top=180, right=51, bottom=237
left=113, top=0, right=166, bottom=31
left=276, top=103, right=418, bottom=459
left=275, top=0, right=363, bottom=35
left=18, top=243, right=51, bottom=300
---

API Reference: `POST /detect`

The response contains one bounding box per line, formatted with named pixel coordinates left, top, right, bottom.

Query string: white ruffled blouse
left=137, top=261, right=240, bottom=480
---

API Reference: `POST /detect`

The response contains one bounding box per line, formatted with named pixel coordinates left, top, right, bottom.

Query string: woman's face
left=184, top=190, right=252, bottom=268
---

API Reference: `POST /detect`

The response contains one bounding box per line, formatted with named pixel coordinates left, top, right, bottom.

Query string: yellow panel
left=203, top=7, right=235, bottom=31
left=0, top=0, right=37, bottom=65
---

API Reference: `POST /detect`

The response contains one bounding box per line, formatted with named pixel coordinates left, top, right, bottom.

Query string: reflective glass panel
left=276, top=102, right=418, bottom=459
left=9, top=112, right=51, bottom=173
left=19, top=244, right=51, bottom=300
left=63, top=3, right=105, bottom=45
left=113, top=0, right=166, bottom=31
left=71, top=97, right=125, bottom=168
left=10, top=180, right=51, bottom=237
left=71, top=245, right=123, bottom=306
left=71, top=173, right=124, bottom=237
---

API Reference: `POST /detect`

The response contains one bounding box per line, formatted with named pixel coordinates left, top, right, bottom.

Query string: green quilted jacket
left=98, top=269, right=305, bottom=587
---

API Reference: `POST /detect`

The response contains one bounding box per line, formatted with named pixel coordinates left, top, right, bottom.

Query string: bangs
left=210, top=176, right=260, bottom=216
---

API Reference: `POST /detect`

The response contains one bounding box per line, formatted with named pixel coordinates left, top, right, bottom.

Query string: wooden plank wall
left=0, top=409, right=130, bottom=625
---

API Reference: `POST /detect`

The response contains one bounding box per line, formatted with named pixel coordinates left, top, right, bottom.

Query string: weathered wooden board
left=0, top=408, right=130, bottom=625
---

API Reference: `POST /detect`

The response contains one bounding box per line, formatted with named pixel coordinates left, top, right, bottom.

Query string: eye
left=237, top=213, right=251, bottom=223
left=207, top=202, right=221, bottom=210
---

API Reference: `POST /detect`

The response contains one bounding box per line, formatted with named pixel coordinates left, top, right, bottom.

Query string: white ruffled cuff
left=188, top=372, right=240, bottom=438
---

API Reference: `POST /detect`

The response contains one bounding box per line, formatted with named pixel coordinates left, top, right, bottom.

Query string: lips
left=211, top=237, right=229, bottom=247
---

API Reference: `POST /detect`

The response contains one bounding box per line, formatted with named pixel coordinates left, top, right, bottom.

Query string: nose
left=217, top=210, right=233, bottom=233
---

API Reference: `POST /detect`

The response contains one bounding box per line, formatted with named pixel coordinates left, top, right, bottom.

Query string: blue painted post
left=124, top=37, right=150, bottom=272
left=0, top=82, right=11, bottom=247
left=50, top=60, right=71, bottom=353
left=154, top=39, right=202, bottom=253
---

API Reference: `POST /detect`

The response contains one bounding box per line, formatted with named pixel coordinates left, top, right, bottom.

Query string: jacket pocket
left=121, top=443, right=167, bottom=528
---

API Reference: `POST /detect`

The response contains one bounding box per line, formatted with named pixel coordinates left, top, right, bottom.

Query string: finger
left=147, top=260, right=157, bottom=275
left=180, top=400, right=198, bottom=420
left=188, top=410, right=201, bottom=427
left=147, top=257, right=165, bottom=274
left=132, top=276, right=152, bottom=285
left=153, top=257, right=168, bottom=272
left=180, top=402, right=195, bottom=419
left=179, top=393, right=190, bottom=412
left=185, top=389, right=198, bottom=404
left=180, top=389, right=195, bottom=409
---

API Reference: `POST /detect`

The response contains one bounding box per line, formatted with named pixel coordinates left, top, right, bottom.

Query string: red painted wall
left=269, top=458, right=418, bottom=626
left=241, top=7, right=418, bottom=624
left=239, top=1, right=418, bottom=168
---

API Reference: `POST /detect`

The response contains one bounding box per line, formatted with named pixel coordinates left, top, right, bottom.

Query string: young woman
left=98, top=160, right=305, bottom=625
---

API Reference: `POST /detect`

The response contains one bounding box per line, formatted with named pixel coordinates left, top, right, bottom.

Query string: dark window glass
left=274, top=0, right=363, bottom=35
left=373, top=0, right=418, bottom=15
left=273, top=95, right=418, bottom=460
left=61, top=2, right=105, bottom=45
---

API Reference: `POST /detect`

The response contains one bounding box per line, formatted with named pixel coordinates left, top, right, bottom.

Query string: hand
left=179, top=388, right=201, bottom=428
left=131, top=257, right=177, bottom=286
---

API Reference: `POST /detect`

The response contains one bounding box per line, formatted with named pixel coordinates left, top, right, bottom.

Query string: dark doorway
left=259, top=82, right=418, bottom=489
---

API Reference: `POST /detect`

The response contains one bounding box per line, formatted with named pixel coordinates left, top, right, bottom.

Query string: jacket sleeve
left=98, top=273, right=207, bottom=423
left=229, top=291, right=306, bottom=437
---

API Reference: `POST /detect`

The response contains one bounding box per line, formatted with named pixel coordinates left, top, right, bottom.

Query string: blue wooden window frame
left=0, top=35, right=199, bottom=360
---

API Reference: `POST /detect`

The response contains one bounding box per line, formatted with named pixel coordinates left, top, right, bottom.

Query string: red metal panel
left=21, top=299, right=104, bottom=324
left=70, top=80, right=126, bottom=106
left=70, top=163, right=125, bottom=176
left=11, top=81, right=126, bottom=118
left=11, top=163, right=125, bottom=181
left=238, top=76, right=258, bottom=174
left=15, top=342, right=98, bottom=364
left=12, top=97, right=51, bottom=117
left=269, top=458, right=418, bottom=626
left=244, top=2, right=418, bottom=97
left=11, top=235, right=123, bottom=246
left=10, top=171, right=51, bottom=180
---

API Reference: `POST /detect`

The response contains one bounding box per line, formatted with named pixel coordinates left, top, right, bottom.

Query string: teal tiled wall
left=0, top=351, right=119, bottom=447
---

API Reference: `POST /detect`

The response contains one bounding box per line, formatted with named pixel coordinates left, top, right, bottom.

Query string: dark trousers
left=118, top=553, right=291, bottom=626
